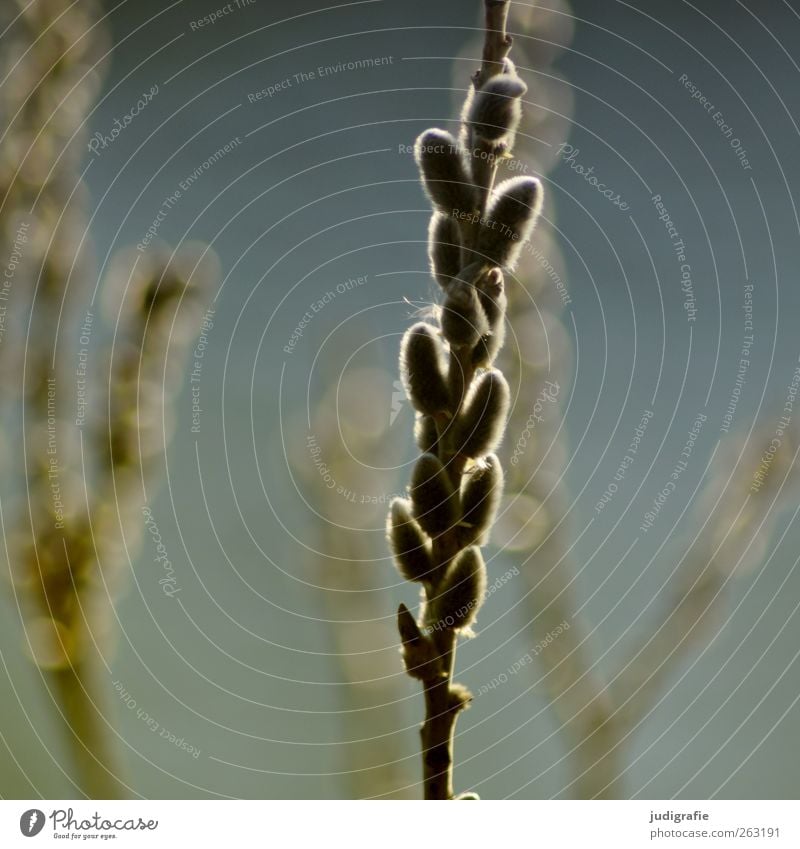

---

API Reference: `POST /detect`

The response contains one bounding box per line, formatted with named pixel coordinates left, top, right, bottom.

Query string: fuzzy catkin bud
left=398, top=602, right=423, bottom=646
left=388, top=498, right=434, bottom=583
left=467, top=74, right=527, bottom=146
left=410, top=453, right=459, bottom=537
left=415, top=414, right=439, bottom=454
left=448, top=682, right=473, bottom=714
left=414, top=129, right=476, bottom=214
left=441, top=279, right=488, bottom=350
left=479, top=176, right=543, bottom=270
left=473, top=267, right=507, bottom=367
left=453, top=369, right=510, bottom=458
left=400, top=322, right=449, bottom=415
left=459, top=454, right=504, bottom=547
left=428, top=213, right=462, bottom=290
left=398, top=603, right=441, bottom=680
left=428, top=547, right=487, bottom=631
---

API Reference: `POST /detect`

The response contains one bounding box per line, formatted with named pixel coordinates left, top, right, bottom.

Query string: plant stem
left=420, top=630, right=457, bottom=800
left=50, top=652, right=126, bottom=799
left=475, top=0, right=513, bottom=90
left=404, top=0, right=517, bottom=801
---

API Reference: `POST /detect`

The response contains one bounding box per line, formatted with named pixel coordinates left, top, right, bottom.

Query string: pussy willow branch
left=390, top=0, right=542, bottom=800
left=1, top=2, right=213, bottom=798
left=610, top=430, right=799, bottom=726
left=563, top=431, right=799, bottom=799
left=2, top=0, right=125, bottom=798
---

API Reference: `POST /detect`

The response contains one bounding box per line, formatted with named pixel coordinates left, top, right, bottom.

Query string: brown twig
left=474, top=0, right=513, bottom=90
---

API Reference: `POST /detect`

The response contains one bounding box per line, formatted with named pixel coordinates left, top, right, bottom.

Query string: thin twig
left=474, top=0, right=513, bottom=90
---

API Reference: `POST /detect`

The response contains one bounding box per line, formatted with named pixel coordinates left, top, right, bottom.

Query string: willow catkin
left=428, top=213, right=463, bottom=289
left=453, top=369, right=510, bottom=458
left=473, top=267, right=507, bottom=367
left=459, top=454, right=504, bottom=547
left=414, top=129, right=476, bottom=214
left=398, top=603, right=439, bottom=681
left=480, top=176, right=543, bottom=269
left=440, top=277, right=488, bottom=349
left=414, top=414, right=440, bottom=454
left=427, top=547, right=487, bottom=632
left=410, top=453, right=460, bottom=537
left=400, top=322, right=450, bottom=415
left=388, top=498, right=435, bottom=584
left=466, top=74, right=527, bottom=147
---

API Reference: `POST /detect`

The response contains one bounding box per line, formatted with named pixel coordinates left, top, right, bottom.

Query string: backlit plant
left=387, top=0, right=543, bottom=800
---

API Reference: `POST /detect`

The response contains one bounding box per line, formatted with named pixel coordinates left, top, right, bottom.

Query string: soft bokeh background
left=1, top=0, right=800, bottom=799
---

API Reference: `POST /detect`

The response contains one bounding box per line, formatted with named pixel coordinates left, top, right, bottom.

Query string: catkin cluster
left=1, top=4, right=216, bottom=799
left=387, top=21, right=542, bottom=798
